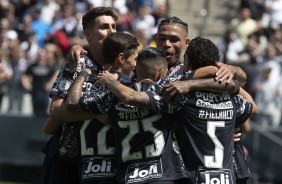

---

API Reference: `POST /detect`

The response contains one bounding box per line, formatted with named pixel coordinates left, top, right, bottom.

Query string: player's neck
left=88, top=48, right=104, bottom=67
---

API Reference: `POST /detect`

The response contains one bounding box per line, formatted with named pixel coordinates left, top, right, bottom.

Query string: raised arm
left=44, top=69, right=110, bottom=135
left=67, top=45, right=88, bottom=72
left=65, top=70, right=89, bottom=112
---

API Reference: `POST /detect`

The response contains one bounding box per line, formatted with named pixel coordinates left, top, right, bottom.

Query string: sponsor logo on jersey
left=197, top=169, right=233, bottom=184
left=194, top=92, right=234, bottom=120
left=82, top=157, right=115, bottom=179
left=82, top=81, right=107, bottom=92
left=195, top=91, right=231, bottom=103
left=153, top=95, right=161, bottom=101
left=125, top=160, right=163, bottom=183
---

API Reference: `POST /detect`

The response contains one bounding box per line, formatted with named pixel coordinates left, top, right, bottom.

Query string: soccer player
left=40, top=7, right=119, bottom=184
left=167, top=37, right=256, bottom=184
left=68, top=32, right=139, bottom=184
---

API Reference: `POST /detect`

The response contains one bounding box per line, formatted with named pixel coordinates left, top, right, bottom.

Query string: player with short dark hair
left=66, top=32, right=139, bottom=184
left=40, top=7, right=119, bottom=184
left=170, top=37, right=255, bottom=184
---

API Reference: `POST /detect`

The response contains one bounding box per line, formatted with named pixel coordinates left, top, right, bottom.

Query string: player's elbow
left=228, top=80, right=240, bottom=94
left=42, top=118, right=59, bottom=135
left=43, top=124, right=57, bottom=135
left=251, top=103, right=259, bottom=116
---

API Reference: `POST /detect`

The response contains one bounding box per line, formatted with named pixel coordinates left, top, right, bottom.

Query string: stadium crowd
left=0, top=0, right=281, bottom=127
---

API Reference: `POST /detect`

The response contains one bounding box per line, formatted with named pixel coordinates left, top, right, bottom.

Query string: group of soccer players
left=39, top=6, right=258, bottom=184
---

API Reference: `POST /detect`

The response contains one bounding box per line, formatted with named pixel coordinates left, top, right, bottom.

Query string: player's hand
left=163, top=81, right=191, bottom=104
left=95, top=71, right=118, bottom=86
left=215, top=63, right=235, bottom=83
left=234, top=127, right=241, bottom=142
left=67, top=45, right=87, bottom=72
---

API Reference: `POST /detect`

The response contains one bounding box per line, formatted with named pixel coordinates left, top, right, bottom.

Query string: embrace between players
left=40, top=7, right=258, bottom=184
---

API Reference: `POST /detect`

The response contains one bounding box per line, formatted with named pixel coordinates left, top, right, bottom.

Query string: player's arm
left=96, top=71, right=151, bottom=107
left=49, top=96, right=94, bottom=122
left=64, top=69, right=112, bottom=117
left=215, top=63, right=247, bottom=86
left=43, top=116, right=62, bottom=135
left=163, top=78, right=239, bottom=104
left=44, top=95, right=94, bottom=134
left=192, top=65, right=218, bottom=79
left=193, top=63, right=247, bottom=86
left=65, top=70, right=89, bottom=112
left=45, top=70, right=109, bottom=134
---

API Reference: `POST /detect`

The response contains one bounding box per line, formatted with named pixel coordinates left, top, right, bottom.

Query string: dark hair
left=102, top=32, right=139, bottom=65
left=136, top=47, right=167, bottom=78
left=186, top=37, right=219, bottom=70
left=137, top=47, right=166, bottom=64
left=82, top=7, right=118, bottom=30
left=158, top=16, right=188, bottom=36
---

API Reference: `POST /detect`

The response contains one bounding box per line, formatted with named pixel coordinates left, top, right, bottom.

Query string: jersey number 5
left=204, top=121, right=225, bottom=168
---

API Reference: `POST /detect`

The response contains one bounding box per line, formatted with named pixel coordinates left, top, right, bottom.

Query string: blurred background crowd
left=0, top=0, right=282, bottom=128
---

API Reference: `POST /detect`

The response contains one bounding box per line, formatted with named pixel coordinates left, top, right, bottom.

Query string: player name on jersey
left=195, top=91, right=231, bottom=103
left=116, top=105, right=150, bottom=120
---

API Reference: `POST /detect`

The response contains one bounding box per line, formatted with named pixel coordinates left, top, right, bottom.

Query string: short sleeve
left=233, top=94, right=253, bottom=124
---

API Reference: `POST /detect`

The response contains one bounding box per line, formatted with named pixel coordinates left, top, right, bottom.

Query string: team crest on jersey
left=197, top=169, right=233, bottom=184
left=58, top=80, right=72, bottom=91
left=153, top=95, right=161, bottom=101
left=125, top=160, right=163, bottom=183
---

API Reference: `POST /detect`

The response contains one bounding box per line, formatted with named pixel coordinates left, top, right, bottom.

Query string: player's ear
left=185, top=38, right=190, bottom=48
left=118, top=53, right=125, bottom=65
